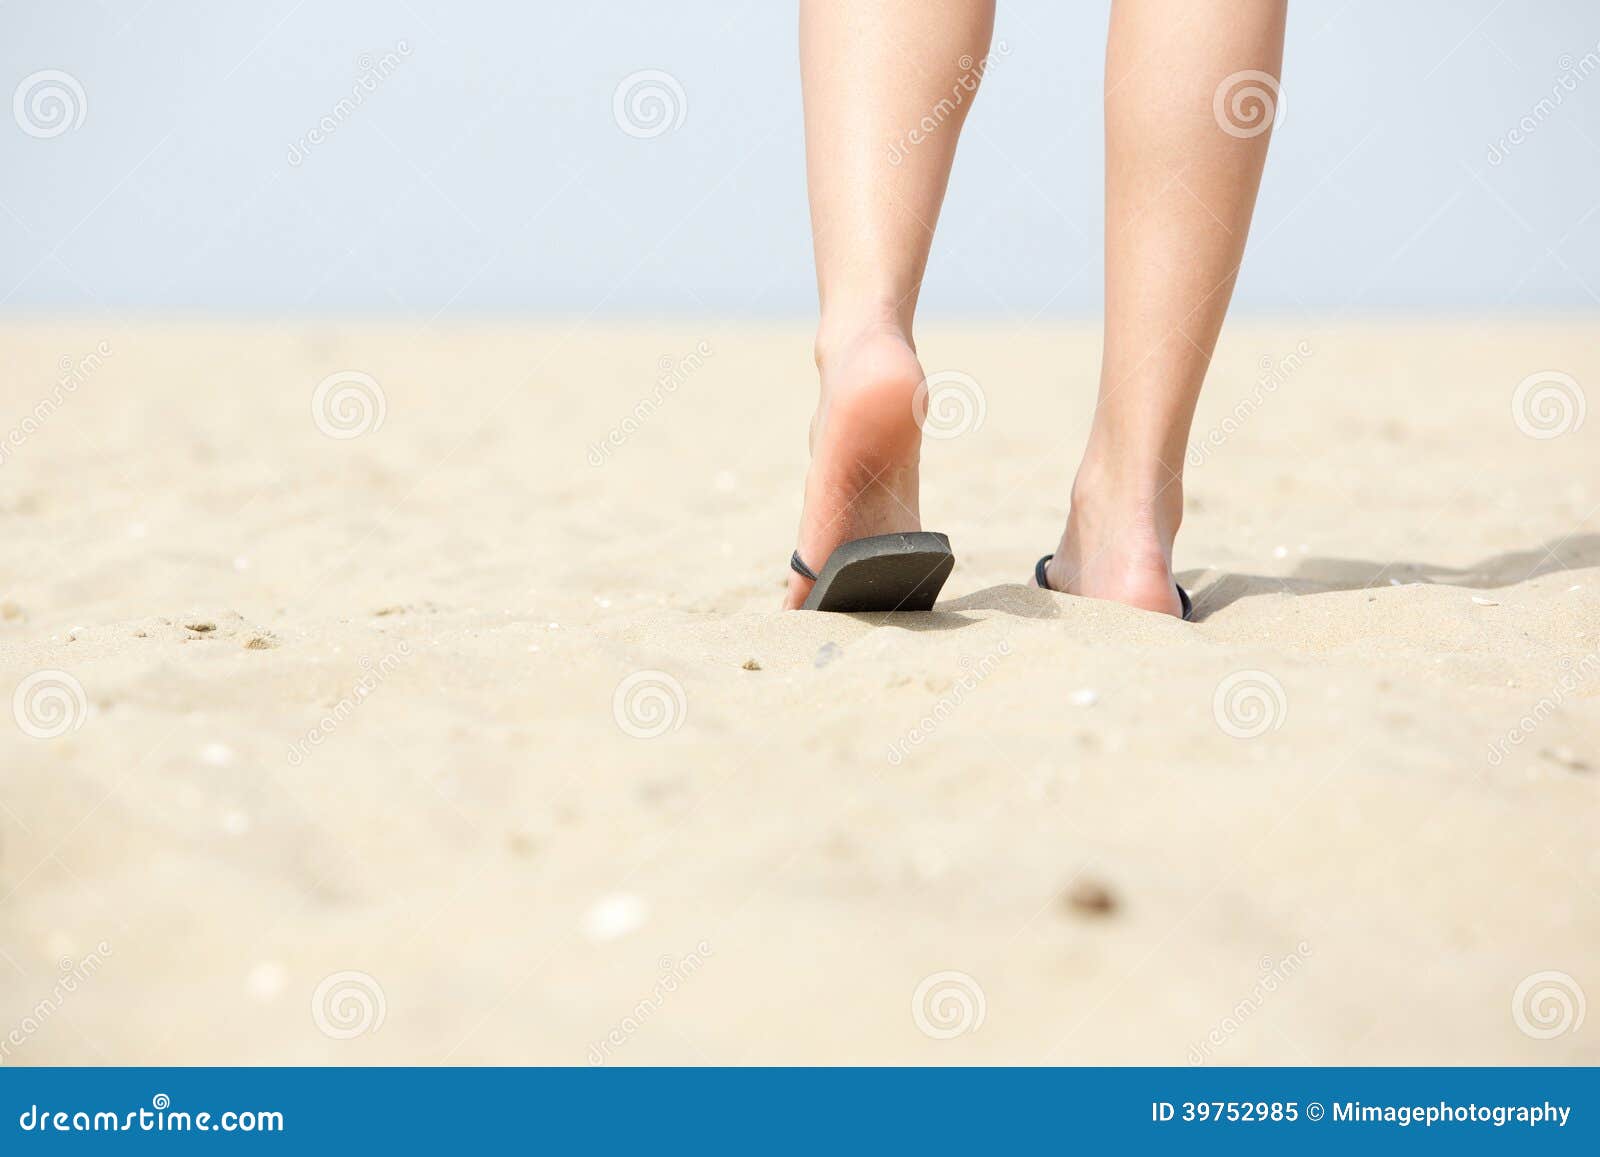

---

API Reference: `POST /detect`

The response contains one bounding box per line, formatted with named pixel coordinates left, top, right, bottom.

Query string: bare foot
left=785, top=326, right=925, bottom=609
left=1036, top=463, right=1185, bottom=618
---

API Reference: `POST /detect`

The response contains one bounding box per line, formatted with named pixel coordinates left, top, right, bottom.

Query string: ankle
left=1069, top=451, right=1184, bottom=545
left=813, top=303, right=913, bottom=373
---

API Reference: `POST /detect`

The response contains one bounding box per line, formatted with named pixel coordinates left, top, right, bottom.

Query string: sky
left=3, top=0, right=1599, bottom=318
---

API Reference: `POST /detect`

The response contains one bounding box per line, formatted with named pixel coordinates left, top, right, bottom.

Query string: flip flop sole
left=800, top=532, right=954, bottom=613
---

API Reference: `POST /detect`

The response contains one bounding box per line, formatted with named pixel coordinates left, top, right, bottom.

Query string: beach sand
left=1, top=318, right=1596, bottom=1064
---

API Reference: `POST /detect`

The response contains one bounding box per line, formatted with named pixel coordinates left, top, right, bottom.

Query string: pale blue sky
left=3, top=0, right=1598, bottom=317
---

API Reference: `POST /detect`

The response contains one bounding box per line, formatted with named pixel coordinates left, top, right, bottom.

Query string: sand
left=1, top=317, right=1596, bottom=1065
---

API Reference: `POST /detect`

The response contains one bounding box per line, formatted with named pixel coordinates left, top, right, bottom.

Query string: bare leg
left=786, top=0, right=996, bottom=609
left=1042, top=0, right=1287, bottom=615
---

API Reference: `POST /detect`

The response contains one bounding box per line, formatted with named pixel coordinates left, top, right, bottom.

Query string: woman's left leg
left=1041, top=0, right=1287, bottom=616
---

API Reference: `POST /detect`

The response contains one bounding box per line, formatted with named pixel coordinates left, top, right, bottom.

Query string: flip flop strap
left=789, top=551, right=819, bottom=582
left=1034, top=554, right=1055, bottom=591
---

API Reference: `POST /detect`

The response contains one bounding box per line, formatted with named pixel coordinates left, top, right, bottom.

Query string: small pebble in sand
left=66, top=625, right=88, bottom=641
left=814, top=642, right=841, bottom=668
left=1542, top=747, right=1592, bottom=773
left=243, top=634, right=277, bottom=650
left=246, top=961, right=287, bottom=1000
left=594, top=596, right=612, bottom=608
left=742, top=658, right=761, bottom=671
left=547, top=622, right=560, bottom=631
left=1064, top=877, right=1118, bottom=916
left=1470, top=595, right=1499, bottom=606
left=582, top=893, right=646, bottom=942
left=1, top=600, right=23, bottom=621
left=222, top=810, right=251, bottom=836
left=1272, top=545, right=1288, bottom=559
left=185, top=621, right=217, bottom=633
left=200, top=743, right=235, bottom=767
left=1068, top=688, right=1099, bottom=708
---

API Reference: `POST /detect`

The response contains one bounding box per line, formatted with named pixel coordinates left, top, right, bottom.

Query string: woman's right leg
left=786, top=0, right=996, bottom=609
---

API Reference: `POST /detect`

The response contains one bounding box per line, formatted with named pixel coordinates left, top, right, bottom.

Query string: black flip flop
left=791, top=532, right=954, bottom=612
left=1034, top=554, right=1193, bottom=621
